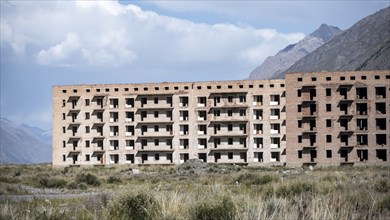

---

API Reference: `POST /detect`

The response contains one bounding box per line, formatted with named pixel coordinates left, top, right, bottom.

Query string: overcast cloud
left=0, top=0, right=388, bottom=129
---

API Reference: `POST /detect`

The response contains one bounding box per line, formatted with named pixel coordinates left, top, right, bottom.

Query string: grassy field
left=0, top=162, right=389, bottom=219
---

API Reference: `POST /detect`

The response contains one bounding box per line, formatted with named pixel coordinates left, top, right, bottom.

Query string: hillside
left=0, top=118, right=51, bottom=164
left=284, top=7, right=390, bottom=75
left=248, top=24, right=342, bottom=80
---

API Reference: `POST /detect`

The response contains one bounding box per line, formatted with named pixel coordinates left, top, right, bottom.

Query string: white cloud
left=1, top=0, right=304, bottom=70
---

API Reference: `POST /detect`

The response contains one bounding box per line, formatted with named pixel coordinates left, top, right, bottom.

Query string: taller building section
left=285, top=71, right=390, bottom=166
left=52, top=80, right=286, bottom=166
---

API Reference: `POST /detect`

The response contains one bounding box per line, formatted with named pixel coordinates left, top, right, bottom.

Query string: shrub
left=236, top=173, right=276, bottom=186
left=67, top=181, right=87, bottom=190
left=375, top=195, right=390, bottom=212
left=76, top=173, right=101, bottom=186
left=109, top=192, right=160, bottom=220
left=38, top=177, right=67, bottom=188
left=374, top=179, right=390, bottom=193
left=275, top=182, right=315, bottom=199
left=193, top=195, right=237, bottom=220
left=107, top=176, right=122, bottom=184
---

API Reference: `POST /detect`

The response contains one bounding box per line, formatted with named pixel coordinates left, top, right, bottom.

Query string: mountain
left=248, top=24, right=342, bottom=80
left=0, top=118, right=52, bottom=164
left=284, top=7, right=390, bottom=75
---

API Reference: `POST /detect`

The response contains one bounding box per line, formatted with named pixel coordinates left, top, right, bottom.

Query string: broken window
left=357, top=118, right=368, bottom=130
left=375, top=87, right=386, bottom=98
left=376, top=134, right=387, bottom=146
left=376, top=118, right=386, bottom=130
left=326, top=150, right=332, bottom=158
left=326, top=88, right=331, bottom=96
left=376, top=150, right=387, bottom=161
left=375, top=102, right=386, bottom=114
left=109, top=99, right=119, bottom=108
left=357, top=150, right=368, bottom=162
left=357, top=134, right=368, bottom=145
left=356, top=87, right=367, bottom=99
left=356, top=103, right=368, bottom=115
left=214, top=153, right=221, bottom=162
left=198, top=153, right=207, bottom=162
left=254, top=138, right=263, bottom=148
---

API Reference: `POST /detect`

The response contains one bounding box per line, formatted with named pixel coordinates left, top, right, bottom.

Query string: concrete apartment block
left=285, top=70, right=390, bottom=166
left=53, top=80, right=287, bottom=166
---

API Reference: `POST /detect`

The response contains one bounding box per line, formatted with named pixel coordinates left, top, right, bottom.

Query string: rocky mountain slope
left=0, top=118, right=51, bottom=164
left=248, top=24, right=342, bottom=80
left=284, top=7, right=390, bottom=75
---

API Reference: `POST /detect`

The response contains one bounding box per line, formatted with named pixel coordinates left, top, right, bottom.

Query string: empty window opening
left=228, top=85, right=233, bottom=89
left=154, top=97, right=159, bottom=104
left=198, top=125, right=207, bottom=135
left=297, top=89, right=302, bottom=97
left=326, top=119, right=332, bottom=128
left=376, top=150, right=387, bottom=161
left=239, top=138, right=246, bottom=147
left=141, top=97, right=147, bottom=107
left=340, top=149, right=349, bottom=162
left=270, top=152, right=280, bottom=162
left=298, top=135, right=302, bottom=143
left=376, top=118, right=386, bottom=130
left=253, top=95, right=263, bottom=105
left=309, top=135, right=316, bottom=146
left=216, top=85, right=221, bottom=89
left=254, top=138, right=263, bottom=148
left=270, top=108, right=280, bottom=119
left=339, top=87, right=348, bottom=99
left=271, top=137, right=280, bottom=148
left=357, top=134, right=368, bottom=146
left=239, top=109, right=246, bottom=116
left=340, top=118, right=349, bottom=130
left=126, top=140, right=134, bottom=149
left=376, top=102, right=386, bottom=114
left=154, top=125, right=159, bottom=132
left=126, top=154, right=134, bottom=163
left=270, top=95, right=280, bottom=105
left=297, top=77, right=302, bottom=82
left=253, top=109, right=262, bottom=119
left=376, top=134, right=387, bottom=146
left=356, top=103, right=368, bottom=115
left=141, top=111, right=147, bottom=121
left=198, top=97, right=206, bottom=106
left=228, top=152, right=233, bottom=160
left=180, top=111, right=189, bottom=121
left=326, top=150, right=332, bottom=158
left=214, top=153, right=221, bottom=162
left=85, top=99, right=90, bottom=106
left=341, top=134, right=349, bottom=146
left=228, top=109, right=233, bottom=116
left=180, top=153, right=189, bottom=163
left=141, top=154, right=148, bottom=163
left=309, top=104, right=316, bottom=115
left=326, top=88, right=331, bottom=96
left=326, top=135, right=332, bottom=143
left=356, top=87, right=367, bottom=99
left=180, top=139, right=189, bottom=149
left=310, top=150, right=317, bottom=162
left=154, top=154, right=160, bottom=161
left=357, top=150, right=368, bottom=162
left=375, top=87, right=386, bottom=99
left=254, top=152, right=263, bottom=162
left=180, top=124, right=189, bottom=135
left=228, top=138, right=233, bottom=145
left=214, top=138, right=221, bottom=148
left=326, top=77, right=331, bottom=81
left=180, top=96, right=189, bottom=107
left=240, top=152, right=247, bottom=162
left=214, top=124, right=221, bottom=134
left=254, top=124, right=263, bottom=134
left=214, top=110, right=220, bottom=117
left=298, top=150, right=302, bottom=159
left=154, top=111, right=159, bottom=118
left=239, top=95, right=246, bottom=103
left=109, top=99, right=119, bottom=108
left=326, top=104, right=332, bottom=112
left=110, top=112, right=119, bottom=122
left=166, top=97, right=173, bottom=107
left=109, top=140, right=119, bottom=150
left=198, top=153, right=207, bottom=162
left=375, top=75, right=380, bottom=80
left=309, top=89, right=316, bottom=100
left=357, top=118, right=368, bottom=130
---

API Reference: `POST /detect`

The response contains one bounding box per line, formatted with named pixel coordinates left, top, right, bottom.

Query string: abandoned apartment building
left=52, top=70, right=390, bottom=167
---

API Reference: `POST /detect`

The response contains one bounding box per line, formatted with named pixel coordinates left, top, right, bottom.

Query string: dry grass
left=0, top=163, right=389, bottom=219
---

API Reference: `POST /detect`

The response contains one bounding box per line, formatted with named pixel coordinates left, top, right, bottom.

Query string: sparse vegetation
left=0, top=163, right=389, bottom=219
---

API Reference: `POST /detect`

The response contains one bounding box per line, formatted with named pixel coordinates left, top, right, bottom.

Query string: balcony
left=270, top=144, right=280, bottom=149
left=270, top=115, right=279, bottom=120
left=270, top=101, right=279, bottom=106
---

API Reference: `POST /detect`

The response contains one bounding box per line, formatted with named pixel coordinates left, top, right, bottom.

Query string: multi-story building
left=53, top=80, right=287, bottom=166
left=52, top=70, right=389, bottom=167
left=285, top=70, right=390, bottom=166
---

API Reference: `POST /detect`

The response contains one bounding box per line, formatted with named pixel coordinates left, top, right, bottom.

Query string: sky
left=1, top=0, right=388, bottom=130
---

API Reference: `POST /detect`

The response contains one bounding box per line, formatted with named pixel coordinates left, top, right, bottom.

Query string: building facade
left=52, top=70, right=390, bottom=167
left=53, top=79, right=287, bottom=166
left=285, top=70, right=390, bottom=166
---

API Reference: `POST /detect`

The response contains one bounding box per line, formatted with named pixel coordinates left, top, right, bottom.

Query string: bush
left=374, top=179, right=390, bottom=193
left=236, top=173, right=276, bottom=186
left=193, top=195, right=237, bottom=220
left=375, top=195, right=390, bottom=212
left=107, top=176, right=122, bottom=184
left=38, top=177, right=67, bottom=188
left=67, top=181, right=87, bottom=190
left=76, top=173, right=101, bottom=186
left=275, top=182, right=315, bottom=199
left=109, top=192, right=160, bottom=220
